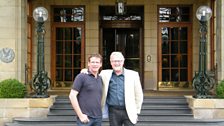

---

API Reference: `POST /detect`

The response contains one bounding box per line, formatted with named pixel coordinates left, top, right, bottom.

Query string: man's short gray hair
left=110, top=51, right=125, bottom=60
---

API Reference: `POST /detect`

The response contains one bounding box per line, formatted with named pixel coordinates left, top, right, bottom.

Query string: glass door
left=158, top=6, right=192, bottom=90
left=53, top=27, right=83, bottom=88
left=99, top=5, right=144, bottom=87
left=51, top=6, right=85, bottom=89
left=158, top=25, right=192, bottom=89
left=102, top=28, right=141, bottom=73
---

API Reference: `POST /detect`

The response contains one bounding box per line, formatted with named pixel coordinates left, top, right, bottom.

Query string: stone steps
left=5, top=96, right=224, bottom=126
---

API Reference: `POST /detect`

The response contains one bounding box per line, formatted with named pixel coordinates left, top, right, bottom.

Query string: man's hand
left=79, top=113, right=90, bottom=123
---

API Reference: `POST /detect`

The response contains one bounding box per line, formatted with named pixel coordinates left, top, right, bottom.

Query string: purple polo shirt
left=72, top=72, right=102, bottom=118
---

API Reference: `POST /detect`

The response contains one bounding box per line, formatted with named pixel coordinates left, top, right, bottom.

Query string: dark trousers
left=108, top=106, right=134, bottom=126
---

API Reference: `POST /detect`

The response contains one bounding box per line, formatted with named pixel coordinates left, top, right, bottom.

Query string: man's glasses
left=111, top=60, right=123, bottom=63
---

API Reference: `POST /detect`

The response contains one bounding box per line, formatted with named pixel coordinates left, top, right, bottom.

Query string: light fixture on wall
left=115, top=0, right=127, bottom=15
left=32, top=7, right=51, bottom=98
left=192, top=5, right=214, bottom=98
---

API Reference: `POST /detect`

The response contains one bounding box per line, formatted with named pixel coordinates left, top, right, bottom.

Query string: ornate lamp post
left=32, top=7, right=51, bottom=98
left=192, top=6, right=214, bottom=98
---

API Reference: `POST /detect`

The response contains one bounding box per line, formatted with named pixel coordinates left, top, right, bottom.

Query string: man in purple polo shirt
left=69, top=53, right=103, bottom=126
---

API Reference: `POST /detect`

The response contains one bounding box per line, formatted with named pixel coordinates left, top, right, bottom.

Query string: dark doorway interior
left=102, top=28, right=140, bottom=73
left=99, top=5, right=144, bottom=88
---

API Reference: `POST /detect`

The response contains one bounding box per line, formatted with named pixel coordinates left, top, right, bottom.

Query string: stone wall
left=0, top=0, right=27, bottom=82
left=0, top=96, right=56, bottom=126
left=216, top=0, right=224, bottom=81
left=1, top=0, right=220, bottom=91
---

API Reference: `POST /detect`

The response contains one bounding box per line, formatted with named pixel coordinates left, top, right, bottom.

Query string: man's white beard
left=113, top=66, right=122, bottom=71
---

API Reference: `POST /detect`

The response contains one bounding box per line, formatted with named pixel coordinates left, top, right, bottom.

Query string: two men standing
left=69, top=52, right=143, bottom=126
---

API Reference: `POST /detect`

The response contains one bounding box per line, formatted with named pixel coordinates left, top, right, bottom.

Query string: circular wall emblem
left=0, top=48, right=15, bottom=63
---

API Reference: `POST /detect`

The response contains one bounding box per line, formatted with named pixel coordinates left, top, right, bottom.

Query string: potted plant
left=0, top=79, right=27, bottom=98
left=216, top=80, right=224, bottom=98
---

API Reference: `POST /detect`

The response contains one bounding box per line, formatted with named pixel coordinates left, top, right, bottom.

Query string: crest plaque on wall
left=0, top=48, right=15, bottom=63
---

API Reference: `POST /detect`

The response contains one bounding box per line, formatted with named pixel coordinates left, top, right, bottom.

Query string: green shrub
left=216, top=80, right=224, bottom=98
left=0, top=79, right=26, bottom=98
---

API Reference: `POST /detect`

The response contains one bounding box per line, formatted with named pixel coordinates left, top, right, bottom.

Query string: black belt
left=109, top=105, right=126, bottom=110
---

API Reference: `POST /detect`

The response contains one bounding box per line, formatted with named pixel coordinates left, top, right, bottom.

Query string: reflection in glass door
left=102, top=28, right=141, bottom=73
left=159, top=26, right=192, bottom=89
left=53, top=27, right=82, bottom=88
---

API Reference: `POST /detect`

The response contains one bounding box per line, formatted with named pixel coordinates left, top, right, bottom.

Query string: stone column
left=0, top=0, right=27, bottom=82
left=216, top=0, right=224, bottom=81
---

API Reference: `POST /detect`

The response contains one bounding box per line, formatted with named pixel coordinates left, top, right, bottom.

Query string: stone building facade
left=0, top=0, right=223, bottom=93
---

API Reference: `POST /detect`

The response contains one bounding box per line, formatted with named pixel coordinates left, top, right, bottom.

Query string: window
left=53, top=7, right=84, bottom=22
left=159, top=7, right=191, bottom=22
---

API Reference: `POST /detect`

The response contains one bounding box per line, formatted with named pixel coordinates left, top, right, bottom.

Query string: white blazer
left=100, top=68, right=144, bottom=124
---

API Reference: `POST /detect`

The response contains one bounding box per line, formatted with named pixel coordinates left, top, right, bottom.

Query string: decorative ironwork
left=32, top=7, right=51, bottom=98
left=32, top=71, right=50, bottom=97
left=192, top=17, right=215, bottom=98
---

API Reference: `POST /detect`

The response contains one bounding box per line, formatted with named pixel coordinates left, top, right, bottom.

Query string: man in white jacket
left=101, top=51, right=143, bottom=126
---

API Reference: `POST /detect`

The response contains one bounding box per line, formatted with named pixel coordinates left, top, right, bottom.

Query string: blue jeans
left=77, top=116, right=102, bottom=126
left=108, top=106, right=134, bottom=126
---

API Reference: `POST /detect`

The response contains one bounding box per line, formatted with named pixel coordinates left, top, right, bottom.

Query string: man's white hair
left=110, top=51, right=125, bottom=60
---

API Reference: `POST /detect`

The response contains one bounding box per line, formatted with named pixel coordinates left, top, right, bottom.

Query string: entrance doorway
left=102, top=28, right=141, bottom=73
left=99, top=5, right=144, bottom=86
